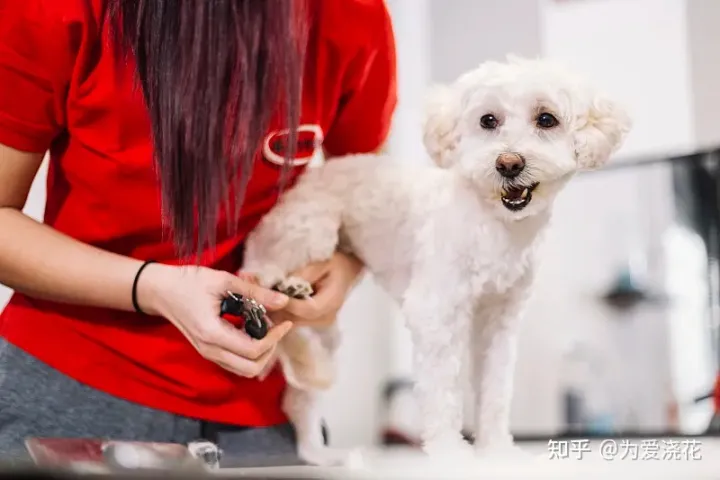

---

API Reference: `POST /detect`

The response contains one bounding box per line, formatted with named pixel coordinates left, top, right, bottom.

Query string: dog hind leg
left=281, top=326, right=359, bottom=467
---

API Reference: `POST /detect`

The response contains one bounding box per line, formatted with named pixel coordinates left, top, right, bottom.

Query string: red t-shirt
left=0, top=0, right=396, bottom=426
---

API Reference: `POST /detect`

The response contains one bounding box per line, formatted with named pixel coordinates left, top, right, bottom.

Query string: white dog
left=243, top=56, right=632, bottom=465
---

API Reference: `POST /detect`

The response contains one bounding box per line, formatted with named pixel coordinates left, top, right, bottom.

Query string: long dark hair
left=105, top=0, right=307, bottom=261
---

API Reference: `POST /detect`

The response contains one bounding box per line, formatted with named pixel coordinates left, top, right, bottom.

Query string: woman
left=0, top=0, right=396, bottom=465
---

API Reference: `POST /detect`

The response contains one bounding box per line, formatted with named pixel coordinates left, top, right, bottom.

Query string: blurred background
left=3, top=0, right=720, bottom=454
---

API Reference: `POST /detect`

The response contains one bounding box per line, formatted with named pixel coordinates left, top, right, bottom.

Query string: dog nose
left=495, top=153, right=525, bottom=178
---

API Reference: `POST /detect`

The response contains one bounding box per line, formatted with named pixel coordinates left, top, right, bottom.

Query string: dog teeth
left=501, top=188, right=508, bottom=197
left=521, top=188, right=529, bottom=199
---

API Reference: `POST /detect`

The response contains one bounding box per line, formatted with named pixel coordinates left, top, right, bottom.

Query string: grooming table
left=9, top=438, right=720, bottom=479
left=213, top=438, right=720, bottom=479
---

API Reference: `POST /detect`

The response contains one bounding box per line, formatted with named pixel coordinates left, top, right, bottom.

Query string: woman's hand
left=271, top=252, right=364, bottom=327
left=136, top=263, right=293, bottom=378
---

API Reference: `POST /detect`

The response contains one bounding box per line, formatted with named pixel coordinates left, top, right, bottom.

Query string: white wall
left=541, top=0, right=695, bottom=158
left=686, top=0, right=720, bottom=148
left=428, top=0, right=542, bottom=83
left=533, top=0, right=715, bottom=433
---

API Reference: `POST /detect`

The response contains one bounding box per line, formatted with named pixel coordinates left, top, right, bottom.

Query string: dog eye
left=536, top=113, right=559, bottom=129
left=480, top=114, right=499, bottom=130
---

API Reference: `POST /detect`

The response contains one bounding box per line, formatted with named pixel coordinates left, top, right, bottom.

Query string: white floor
left=219, top=439, right=720, bottom=479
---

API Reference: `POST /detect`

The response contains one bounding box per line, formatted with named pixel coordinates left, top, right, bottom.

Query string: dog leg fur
left=471, top=273, right=532, bottom=457
left=280, top=328, right=351, bottom=467
left=403, top=273, right=475, bottom=459
left=243, top=178, right=358, bottom=466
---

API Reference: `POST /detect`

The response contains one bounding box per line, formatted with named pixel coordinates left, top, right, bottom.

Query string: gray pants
left=0, top=338, right=302, bottom=468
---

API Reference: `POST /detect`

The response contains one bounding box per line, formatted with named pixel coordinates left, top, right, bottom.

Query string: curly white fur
left=242, top=56, right=632, bottom=465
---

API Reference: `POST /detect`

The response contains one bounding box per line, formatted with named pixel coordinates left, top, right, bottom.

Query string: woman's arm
left=0, top=4, right=167, bottom=314
left=0, top=143, right=294, bottom=377
left=0, top=143, right=163, bottom=314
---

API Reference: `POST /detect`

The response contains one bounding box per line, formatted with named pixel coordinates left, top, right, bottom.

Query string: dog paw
left=274, top=277, right=314, bottom=299
left=298, top=445, right=360, bottom=467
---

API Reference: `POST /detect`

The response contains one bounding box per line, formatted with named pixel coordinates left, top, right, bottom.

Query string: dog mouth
left=500, top=183, right=539, bottom=211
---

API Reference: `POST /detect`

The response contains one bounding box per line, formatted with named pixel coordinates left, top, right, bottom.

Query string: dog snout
left=495, top=153, right=525, bottom=178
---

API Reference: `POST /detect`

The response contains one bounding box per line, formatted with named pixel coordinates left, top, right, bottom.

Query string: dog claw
left=274, top=276, right=314, bottom=299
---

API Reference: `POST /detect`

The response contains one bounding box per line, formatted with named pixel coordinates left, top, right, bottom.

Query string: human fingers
left=236, top=271, right=259, bottom=284
left=212, top=341, right=278, bottom=378
left=195, top=315, right=293, bottom=362
left=281, top=270, right=344, bottom=319
left=258, top=349, right=279, bottom=381
left=291, top=313, right=337, bottom=328
left=225, top=274, right=289, bottom=311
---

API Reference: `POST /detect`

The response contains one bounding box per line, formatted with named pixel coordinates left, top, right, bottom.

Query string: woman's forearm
left=0, top=207, right=166, bottom=314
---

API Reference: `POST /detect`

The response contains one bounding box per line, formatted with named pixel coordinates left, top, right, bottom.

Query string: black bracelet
left=132, top=260, right=157, bottom=315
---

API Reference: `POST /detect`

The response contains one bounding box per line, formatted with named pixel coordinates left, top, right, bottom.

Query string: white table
left=217, top=439, right=720, bottom=479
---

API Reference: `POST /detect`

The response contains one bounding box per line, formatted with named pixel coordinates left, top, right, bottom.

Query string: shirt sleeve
left=0, top=0, right=78, bottom=153
left=322, top=2, right=397, bottom=157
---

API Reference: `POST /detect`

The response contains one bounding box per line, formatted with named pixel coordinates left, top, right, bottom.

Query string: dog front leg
left=403, top=291, right=473, bottom=458
left=471, top=290, right=527, bottom=455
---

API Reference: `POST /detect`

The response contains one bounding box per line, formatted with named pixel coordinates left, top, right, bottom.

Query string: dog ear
left=422, top=84, right=461, bottom=168
left=573, top=93, right=632, bottom=170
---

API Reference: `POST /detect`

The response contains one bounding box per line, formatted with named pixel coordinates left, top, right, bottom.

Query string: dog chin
left=492, top=200, right=542, bottom=221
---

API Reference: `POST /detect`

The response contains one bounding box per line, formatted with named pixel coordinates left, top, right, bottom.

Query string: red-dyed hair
left=105, top=0, right=307, bottom=261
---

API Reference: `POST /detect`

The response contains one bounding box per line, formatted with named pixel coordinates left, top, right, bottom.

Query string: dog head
left=422, top=55, right=632, bottom=220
